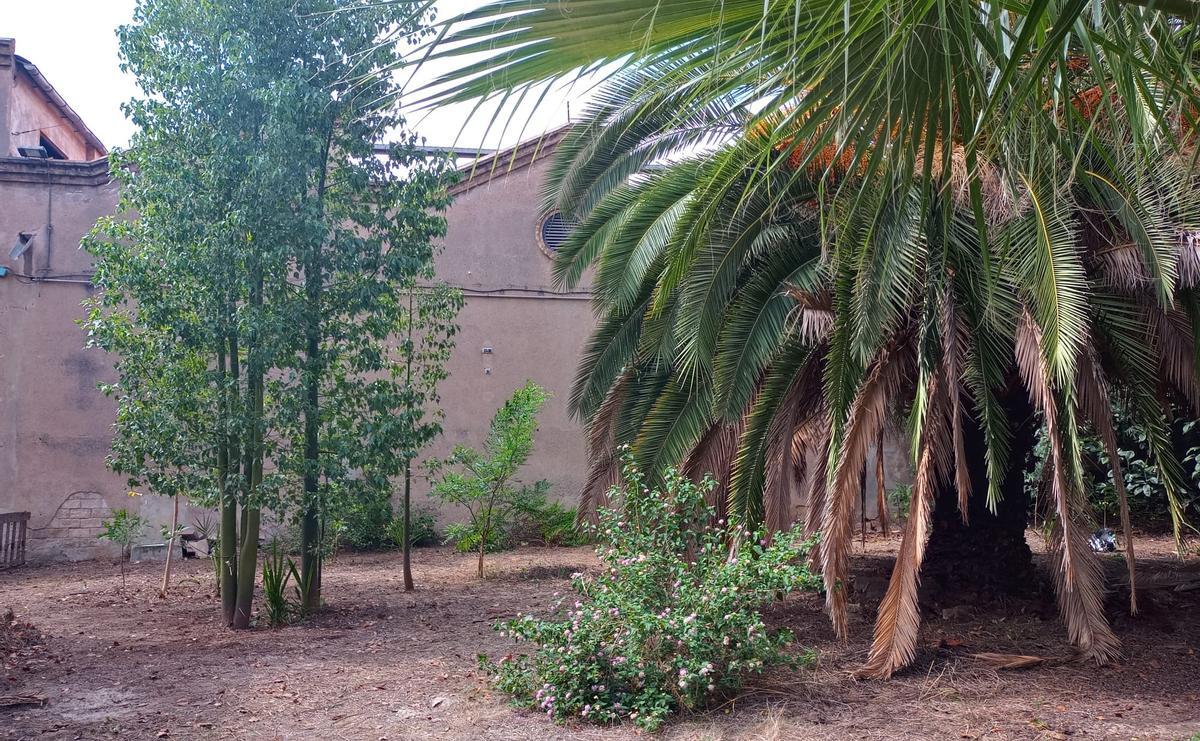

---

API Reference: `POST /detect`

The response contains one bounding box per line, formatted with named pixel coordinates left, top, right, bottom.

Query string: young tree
left=430, top=382, right=550, bottom=578
left=86, top=0, right=451, bottom=627
left=390, top=277, right=460, bottom=592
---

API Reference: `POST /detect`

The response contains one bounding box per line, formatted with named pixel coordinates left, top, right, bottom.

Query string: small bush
left=333, top=486, right=394, bottom=552
left=98, top=508, right=147, bottom=560
left=429, top=382, right=550, bottom=577
left=513, top=483, right=591, bottom=547
left=886, top=484, right=912, bottom=521
left=444, top=521, right=511, bottom=554
left=482, top=453, right=821, bottom=731
left=387, top=505, right=440, bottom=549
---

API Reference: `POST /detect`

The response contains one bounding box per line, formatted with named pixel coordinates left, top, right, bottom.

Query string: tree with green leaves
left=336, top=271, right=461, bottom=592
left=429, top=381, right=550, bottom=578
left=415, top=0, right=1200, bottom=675
left=86, top=0, right=451, bottom=627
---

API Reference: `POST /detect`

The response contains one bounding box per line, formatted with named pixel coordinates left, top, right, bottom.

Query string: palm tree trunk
left=922, top=391, right=1035, bottom=599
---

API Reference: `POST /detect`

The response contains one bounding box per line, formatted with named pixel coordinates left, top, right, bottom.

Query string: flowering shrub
left=481, top=454, right=821, bottom=731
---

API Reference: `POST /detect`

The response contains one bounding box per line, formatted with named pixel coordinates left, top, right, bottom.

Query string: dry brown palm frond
left=1015, top=311, right=1121, bottom=664
left=576, top=369, right=631, bottom=525
left=764, top=373, right=827, bottom=534
left=921, top=145, right=1018, bottom=226
left=969, top=652, right=1061, bottom=670
left=801, top=418, right=831, bottom=570
left=784, top=287, right=834, bottom=344
left=791, top=425, right=811, bottom=523
left=858, top=367, right=951, bottom=678
left=1151, top=307, right=1200, bottom=414
left=683, top=419, right=743, bottom=522
left=1177, top=231, right=1200, bottom=287
left=941, top=289, right=971, bottom=523
left=1094, top=241, right=1151, bottom=293
left=1076, top=344, right=1138, bottom=614
left=823, top=340, right=912, bottom=640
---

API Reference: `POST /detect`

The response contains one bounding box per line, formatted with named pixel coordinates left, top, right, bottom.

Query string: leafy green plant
left=98, top=508, right=148, bottom=589
left=482, top=452, right=821, bottom=731
left=261, top=541, right=301, bottom=628
left=1026, top=407, right=1200, bottom=532
left=886, top=484, right=913, bottom=522
left=387, top=505, right=439, bottom=549
left=99, top=508, right=148, bottom=560
left=513, top=484, right=591, bottom=547
left=444, top=521, right=511, bottom=554
left=334, top=485, right=395, bottom=552
left=429, top=382, right=550, bottom=577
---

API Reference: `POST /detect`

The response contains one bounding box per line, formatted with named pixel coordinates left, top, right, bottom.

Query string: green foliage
left=444, top=521, right=511, bottom=554
left=98, top=508, right=148, bottom=561
left=443, top=480, right=590, bottom=552
left=1026, top=408, right=1200, bottom=530
left=85, top=0, right=456, bottom=616
left=483, top=454, right=820, bottom=731
left=261, top=542, right=301, bottom=628
left=330, top=484, right=395, bottom=552
left=387, top=506, right=439, bottom=549
left=886, top=485, right=913, bottom=522
left=514, top=483, right=592, bottom=547
left=429, top=382, right=551, bottom=576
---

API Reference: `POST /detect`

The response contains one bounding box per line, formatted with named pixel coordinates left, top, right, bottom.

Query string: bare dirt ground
left=2, top=535, right=1199, bottom=741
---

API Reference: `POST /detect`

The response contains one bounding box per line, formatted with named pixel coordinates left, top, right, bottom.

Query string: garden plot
left=1, top=539, right=1198, bottom=740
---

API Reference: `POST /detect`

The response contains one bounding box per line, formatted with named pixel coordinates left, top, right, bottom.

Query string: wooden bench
left=0, top=512, right=30, bottom=569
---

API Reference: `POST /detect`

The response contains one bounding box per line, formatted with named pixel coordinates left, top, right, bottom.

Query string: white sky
left=1, top=0, right=583, bottom=152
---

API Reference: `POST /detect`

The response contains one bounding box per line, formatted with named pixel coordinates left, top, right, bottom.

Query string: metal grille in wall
left=538, top=211, right=577, bottom=254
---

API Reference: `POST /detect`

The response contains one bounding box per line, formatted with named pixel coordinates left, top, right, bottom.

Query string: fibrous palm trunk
left=923, top=391, right=1035, bottom=600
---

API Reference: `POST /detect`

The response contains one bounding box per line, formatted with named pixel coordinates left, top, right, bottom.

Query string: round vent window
left=537, top=210, right=577, bottom=256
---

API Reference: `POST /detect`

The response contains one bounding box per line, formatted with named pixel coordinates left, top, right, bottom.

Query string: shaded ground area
left=2, top=536, right=1198, bottom=740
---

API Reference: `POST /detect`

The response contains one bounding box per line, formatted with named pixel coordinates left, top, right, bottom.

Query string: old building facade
left=1, top=39, right=906, bottom=562
left=0, top=40, right=133, bottom=560
left=0, top=40, right=600, bottom=561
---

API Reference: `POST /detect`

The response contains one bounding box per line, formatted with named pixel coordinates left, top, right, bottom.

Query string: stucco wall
left=416, top=154, right=595, bottom=510
left=8, top=71, right=97, bottom=161
left=0, top=159, right=181, bottom=560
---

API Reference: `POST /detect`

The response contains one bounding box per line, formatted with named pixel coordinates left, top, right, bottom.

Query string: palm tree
left=413, top=0, right=1200, bottom=676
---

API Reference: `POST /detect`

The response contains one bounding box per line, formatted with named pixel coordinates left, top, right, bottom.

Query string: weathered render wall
left=418, top=149, right=595, bottom=508
left=0, top=158, right=172, bottom=561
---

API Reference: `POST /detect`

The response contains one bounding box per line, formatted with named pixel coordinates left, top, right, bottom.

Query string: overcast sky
left=1, top=0, right=579, bottom=153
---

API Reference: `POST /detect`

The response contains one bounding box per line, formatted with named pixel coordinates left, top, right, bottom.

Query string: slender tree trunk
left=922, top=390, right=1036, bottom=600
left=300, top=257, right=322, bottom=610
left=300, top=127, right=333, bottom=613
left=403, top=461, right=414, bottom=591
left=233, top=371, right=263, bottom=629
left=218, top=332, right=238, bottom=623
left=160, top=494, right=179, bottom=597
left=402, top=291, right=416, bottom=592
left=478, top=535, right=486, bottom=579
left=233, top=266, right=264, bottom=630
